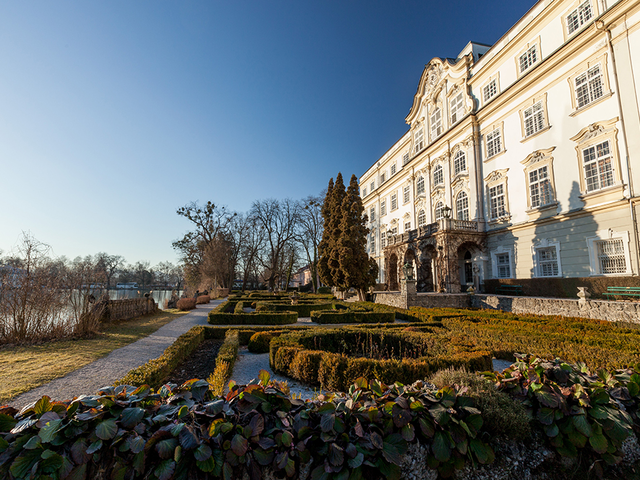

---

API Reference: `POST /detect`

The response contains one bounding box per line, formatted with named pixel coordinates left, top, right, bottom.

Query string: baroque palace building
left=360, top=0, right=640, bottom=294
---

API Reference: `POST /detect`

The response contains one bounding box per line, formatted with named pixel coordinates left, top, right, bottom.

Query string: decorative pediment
left=520, top=147, right=556, bottom=167
left=406, top=58, right=458, bottom=125
left=390, top=218, right=399, bottom=225
left=570, top=117, right=619, bottom=144
left=484, top=168, right=509, bottom=185
left=415, top=196, right=427, bottom=210
left=452, top=177, right=469, bottom=194
left=403, top=212, right=411, bottom=220
left=432, top=190, right=445, bottom=203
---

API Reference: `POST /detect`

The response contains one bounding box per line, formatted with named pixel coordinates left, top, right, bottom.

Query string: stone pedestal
left=401, top=279, right=417, bottom=297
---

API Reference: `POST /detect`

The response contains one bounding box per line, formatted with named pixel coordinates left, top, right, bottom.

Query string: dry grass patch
left=0, top=309, right=186, bottom=405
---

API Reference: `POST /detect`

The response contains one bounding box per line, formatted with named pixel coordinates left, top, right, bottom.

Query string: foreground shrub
left=247, top=332, right=275, bottom=353
left=176, top=297, right=197, bottom=311
left=116, top=326, right=206, bottom=387
left=196, top=294, right=211, bottom=304
left=0, top=373, right=495, bottom=480
left=207, top=330, right=239, bottom=395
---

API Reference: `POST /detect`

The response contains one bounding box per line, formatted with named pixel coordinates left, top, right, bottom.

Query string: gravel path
left=10, top=300, right=225, bottom=408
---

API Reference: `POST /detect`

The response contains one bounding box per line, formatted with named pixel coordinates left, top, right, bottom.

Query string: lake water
left=102, top=289, right=184, bottom=309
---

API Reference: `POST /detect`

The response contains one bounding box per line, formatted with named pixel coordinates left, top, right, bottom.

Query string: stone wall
left=373, top=291, right=640, bottom=323
left=91, top=298, right=158, bottom=323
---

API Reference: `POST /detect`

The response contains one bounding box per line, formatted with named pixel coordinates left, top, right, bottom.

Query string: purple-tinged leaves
left=95, top=418, right=117, bottom=441
left=179, top=425, right=199, bottom=449
left=154, top=459, right=176, bottom=480
left=231, top=434, right=248, bottom=456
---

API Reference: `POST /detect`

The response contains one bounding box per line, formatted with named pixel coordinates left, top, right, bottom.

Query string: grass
left=0, top=309, right=186, bottom=405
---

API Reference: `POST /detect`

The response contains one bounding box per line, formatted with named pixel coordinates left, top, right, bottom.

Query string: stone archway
left=403, top=250, right=416, bottom=281
left=387, top=253, right=399, bottom=291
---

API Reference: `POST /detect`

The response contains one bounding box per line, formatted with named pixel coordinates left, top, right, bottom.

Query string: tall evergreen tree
left=317, top=178, right=333, bottom=287
left=327, top=173, right=347, bottom=290
left=337, top=175, right=378, bottom=299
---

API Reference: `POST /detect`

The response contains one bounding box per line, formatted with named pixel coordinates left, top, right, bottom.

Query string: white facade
left=360, top=0, right=640, bottom=293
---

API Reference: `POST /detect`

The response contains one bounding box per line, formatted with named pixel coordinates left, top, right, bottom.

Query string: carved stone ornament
left=520, top=147, right=556, bottom=167
left=570, top=117, right=619, bottom=144
left=452, top=177, right=469, bottom=194
left=390, top=218, right=399, bottom=225
left=484, top=168, right=509, bottom=185
left=463, top=135, right=475, bottom=148
left=415, top=197, right=426, bottom=210
left=403, top=212, right=411, bottom=220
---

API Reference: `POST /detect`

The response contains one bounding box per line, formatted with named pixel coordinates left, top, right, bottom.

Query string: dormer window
left=414, top=129, right=424, bottom=153
left=567, top=0, right=593, bottom=35
left=519, top=45, right=538, bottom=74
left=450, top=93, right=464, bottom=125
left=430, top=108, right=442, bottom=139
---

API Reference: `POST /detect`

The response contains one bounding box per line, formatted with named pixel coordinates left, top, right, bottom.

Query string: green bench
left=604, top=286, right=640, bottom=300
left=495, top=285, right=524, bottom=296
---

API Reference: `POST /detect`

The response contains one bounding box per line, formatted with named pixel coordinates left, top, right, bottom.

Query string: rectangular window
left=535, top=247, right=559, bottom=277
left=489, top=184, right=506, bottom=219
left=391, top=226, right=398, bottom=235
left=362, top=188, right=367, bottom=197
left=575, top=64, right=604, bottom=108
left=496, top=253, right=511, bottom=278
left=596, top=238, right=627, bottom=274
left=380, top=172, right=386, bottom=184
left=567, top=0, right=593, bottom=34
left=370, top=206, right=376, bottom=222
left=583, top=140, right=614, bottom=192
left=371, top=235, right=376, bottom=255
left=370, top=181, right=375, bottom=192
left=381, top=235, right=386, bottom=249
left=403, top=152, right=410, bottom=166
left=529, top=165, right=553, bottom=208
left=430, top=108, right=442, bottom=139
left=450, top=93, right=464, bottom=124
left=405, top=222, right=411, bottom=231
left=403, top=185, right=410, bottom=204
left=380, top=199, right=386, bottom=216
left=414, top=129, right=424, bottom=153
left=391, top=193, right=398, bottom=210
left=391, top=163, right=397, bottom=175
left=524, top=101, right=545, bottom=137
left=486, top=129, right=502, bottom=158
left=483, top=79, right=497, bottom=103
left=519, top=45, right=538, bottom=74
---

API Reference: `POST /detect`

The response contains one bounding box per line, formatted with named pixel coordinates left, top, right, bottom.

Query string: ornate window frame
left=531, top=239, right=562, bottom=278
left=485, top=168, right=511, bottom=224
left=482, top=122, right=506, bottom=160
left=516, top=37, right=541, bottom=77
left=455, top=191, right=470, bottom=221
left=432, top=163, right=444, bottom=187
left=562, top=0, right=595, bottom=40
left=417, top=209, right=427, bottom=227
left=482, top=73, right=500, bottom=106
left=586, top=229, right=632, bottom=276
left=518, top=93, right=551, bottom=141
left=570, top=117, right=624, bottom=207
left=520, top=147, right=558, bottom=219
left=567, top=53, right=613, bottom=116
left=452, top=147, right=467, bottom=177
left=491, top=245, right=514, bottom=279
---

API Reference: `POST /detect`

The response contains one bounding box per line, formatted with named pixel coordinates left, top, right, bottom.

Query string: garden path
left=10, top=300, right=225, bottom=409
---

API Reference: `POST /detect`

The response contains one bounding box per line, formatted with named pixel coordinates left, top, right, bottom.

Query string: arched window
left=433, top=165, right=444, bottom=186
left=454, top=150, right=466, bottom=175
left=416, top=176, right=425, bottom=195
left=418, top=209, right=426, bottom=227
left=435, top=201, right=444, bottom=220
left=456, top=191, right=469, bottom=221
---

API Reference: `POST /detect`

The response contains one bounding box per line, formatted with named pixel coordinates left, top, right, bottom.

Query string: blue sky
left=0, top=1, right=530, bottom=265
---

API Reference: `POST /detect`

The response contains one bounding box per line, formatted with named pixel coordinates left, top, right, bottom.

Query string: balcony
left=385, top=219, right=481, bottom=246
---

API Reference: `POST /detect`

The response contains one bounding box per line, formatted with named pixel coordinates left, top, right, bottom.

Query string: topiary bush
left=176, top=297, right=197, bottom=311
left=196, top=295, right=211, bottom=304
left=247, top=332, right=275, bottom=353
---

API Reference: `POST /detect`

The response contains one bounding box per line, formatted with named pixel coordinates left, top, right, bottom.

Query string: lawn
left=0, top=309, right=186, bottom=405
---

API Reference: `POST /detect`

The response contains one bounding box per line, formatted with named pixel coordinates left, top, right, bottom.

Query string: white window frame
left=404, top=221, right=411, bottom=232
left=416, top=175, right=425, bottom=195
left=582, top=140, right=614, bottom=193
left=483, top=78, right=498, bottom=104
left=380, top=172, right=386, bottom=184
left=380, top=199, right=386, bottom=216
left=528, top=165, right=554, bottom=208
left=370, top=206, right=376, bottom=222
left=362, top=187, right=367, bottom=197
left=523, top=101, right=546, bottom=137
left=486, top=128, right=503, bottom=158
left=532, top=240, right=562, bottom=278
left=414, top=128, right=424, bottom=153
left=453, top=150, right=466, bottom=175
left=433, top=164, right=444, bottom=187
left=403, top=152, right=410, bottom=166
left=370, top=181, right=375, bottom=192
left=491, top=246, right=513, bottom=279
left=391, top=193, right=398, bottom=211
left=575, top=64, right=604, bottom=109
left=430, top=108, right=442, bottom=139
left=456, top=191, right=469, bottom=221
left=435, top=201, right=445, bottom=220
left=391, top=163, right=397, bottom=176
left=489, top=183, right=507, bottom=220
left=519, top=44, right=539, bottom=74
left=417, top=209, right=426, bottom=227
left=586, top=230, right=632, bottom=276
left=403, top=185, right=411, bottom=204
left=566, top=0, right=593, bottom=36
left=450, top=93, right=464, bottom=125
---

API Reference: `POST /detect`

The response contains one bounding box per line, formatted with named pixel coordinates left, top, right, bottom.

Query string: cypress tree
left=337, top=175, right=378, bottom=299
left=327, top=173, right=346, bottom=290
left=317, top=177, right=334, bottom=287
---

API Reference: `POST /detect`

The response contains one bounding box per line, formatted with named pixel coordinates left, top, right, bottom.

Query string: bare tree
left=296, top=195, right=324, bottom=292
left=238, top=214, right=265, bottom=291
left=95, top=253, right=125, bottom=289
left=250, top=198, right=300, bottom=291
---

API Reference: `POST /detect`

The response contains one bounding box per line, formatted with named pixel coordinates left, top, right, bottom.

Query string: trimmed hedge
left=248, top=331, right=278, bottom=353
left=208, top=310, right=297, bottom=325
left=116, top=326, right=206, bottom=387
left=196, top=294, right=211, bottom=304
left=311, top=310, right=395, bottom=324
left=256, top=302, right=334, bottom=317
left=207, top=330, right=239, bottom=395
left=176, top=297, right=197, bottom=311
